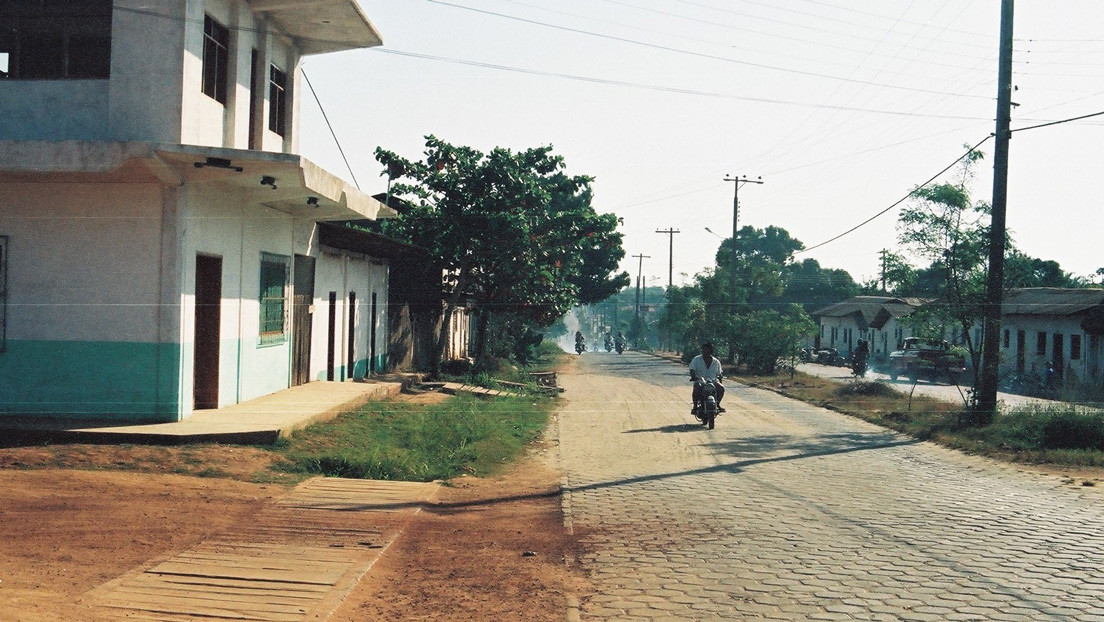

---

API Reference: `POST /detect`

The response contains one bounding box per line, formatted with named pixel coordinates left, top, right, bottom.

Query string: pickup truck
left=888, top=338, right=967, bottom=384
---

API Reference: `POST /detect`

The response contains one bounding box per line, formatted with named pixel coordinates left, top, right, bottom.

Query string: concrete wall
left=0, top=0, right=300, bottom=153
left=0, top=182, right=181, bottom=419
left=999, top=316, right=1102, bottom=386
left=312, top=249, right=388, bottom=381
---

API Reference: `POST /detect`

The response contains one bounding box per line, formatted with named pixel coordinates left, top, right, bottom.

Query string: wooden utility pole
left=976, top=0, right=1015, bottom=421
left=655, top=228, right=681, bottom=290
left=632, top=253, right=650, bottom=349
left=722, top=175, right=763, bottom=305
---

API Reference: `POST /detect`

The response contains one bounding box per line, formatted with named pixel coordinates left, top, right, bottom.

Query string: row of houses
left=0, top=0, right=470, bottom=423
left=813, top=289, right=1104, bottom=384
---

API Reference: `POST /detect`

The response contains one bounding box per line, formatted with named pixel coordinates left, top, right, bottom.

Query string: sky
left=297, top=0, right=1104, bottom=291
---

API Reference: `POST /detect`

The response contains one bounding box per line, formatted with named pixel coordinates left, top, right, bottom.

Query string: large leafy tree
left=374, top=136, right=628, bottom=371
left=896, top=149, right=990, bottom=375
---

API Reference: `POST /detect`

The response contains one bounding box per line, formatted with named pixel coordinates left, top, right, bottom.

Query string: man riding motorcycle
left=689, top=342, right=726, bottom=415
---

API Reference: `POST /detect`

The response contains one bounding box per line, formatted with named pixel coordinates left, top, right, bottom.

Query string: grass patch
left=273, top=394, right=554, bottom=482
left=732, top=371, right=1104, bottom=466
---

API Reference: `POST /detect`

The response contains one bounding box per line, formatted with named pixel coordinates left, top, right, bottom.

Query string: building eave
left=0, top=141, right=398, bottom=222
left=247, top=0, right=383, bottom=55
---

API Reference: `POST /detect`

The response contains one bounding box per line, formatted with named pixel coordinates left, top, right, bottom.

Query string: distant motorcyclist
left=604, top=332, right=614, bottom=351
left=615, top=331, right=626, bottom=351
left=852, top=339, right=870, bottom=376
left=574, top=331, right=586, bottom=354
left=689, top=342, right=725, bottom=415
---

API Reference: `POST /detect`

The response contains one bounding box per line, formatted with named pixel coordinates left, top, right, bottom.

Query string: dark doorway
left=1016, top=330, right=1025, bottom=373
left=291, top=255, right=315, bottom=386
left=1053, top=333, right=1065, bottom=378
left=347, top=292, right=356, bottom=380
left=194, top=255, right=222, bottom=410
left=327, top=291, right=337, bottom=381
left=369, top=292, right=378, bottom=374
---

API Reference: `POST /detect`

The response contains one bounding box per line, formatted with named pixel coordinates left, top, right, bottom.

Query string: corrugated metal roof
left=1003, top=288, right=1104, bottom=316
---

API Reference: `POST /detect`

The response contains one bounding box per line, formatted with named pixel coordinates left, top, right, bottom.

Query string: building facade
left=0, top=0, right=395, bottom=421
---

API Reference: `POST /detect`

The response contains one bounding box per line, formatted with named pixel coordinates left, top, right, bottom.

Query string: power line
left=371, top=48, right=991, bottom=120
left=1011, top=108, right=1104, bottom=133
left=422, top=0, right=994, bottom=101
left=798, top=135, right=993, bottom=254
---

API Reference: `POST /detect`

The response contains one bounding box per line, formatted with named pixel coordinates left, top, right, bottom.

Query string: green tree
left=375, top=136, right=628, bottom=372
left=730, top=305, right=817, bottom=374
left=896, top=148, right=989, bottom=376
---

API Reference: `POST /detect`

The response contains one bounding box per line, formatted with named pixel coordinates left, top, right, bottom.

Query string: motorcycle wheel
left=705, top=413, right=715, bottom=429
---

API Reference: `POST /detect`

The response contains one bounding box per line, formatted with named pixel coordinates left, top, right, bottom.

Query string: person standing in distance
left=689, top=342, right=725, bottom=415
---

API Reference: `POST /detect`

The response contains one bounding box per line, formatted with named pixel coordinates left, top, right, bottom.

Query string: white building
left=0, top=0, right=398, bottom=421
left=999, top=288, right=1104, bottom=386
left=811, top=296, right=928, bottom=358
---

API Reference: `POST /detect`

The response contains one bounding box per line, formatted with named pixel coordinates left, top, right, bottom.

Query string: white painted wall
left=1000, top=315, right=1099, bottom=385
left=0, top=182, right=165, bottom=342
left=1, top=0, right=301, bottom=153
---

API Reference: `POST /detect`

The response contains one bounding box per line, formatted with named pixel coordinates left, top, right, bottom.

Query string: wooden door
left=291, top=255, right=315, bottom=387
left=193, top=255, right=222, bottom=410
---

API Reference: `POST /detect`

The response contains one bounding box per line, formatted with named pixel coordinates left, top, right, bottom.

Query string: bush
left=989, top=405, right=1104, bottom=451
left=837, top=381, right=899, bottom=398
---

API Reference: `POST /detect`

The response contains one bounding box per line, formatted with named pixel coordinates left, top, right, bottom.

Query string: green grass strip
left=273, top=394, right=553, bottom=482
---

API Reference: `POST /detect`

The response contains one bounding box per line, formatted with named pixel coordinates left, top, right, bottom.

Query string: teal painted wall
left=0, top=340, right=182, bottom=421
left=315, top=354, right=388, bottom=383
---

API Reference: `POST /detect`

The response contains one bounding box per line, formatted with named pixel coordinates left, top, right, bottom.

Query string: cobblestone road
left=557, top=352, right=1104, bottom=621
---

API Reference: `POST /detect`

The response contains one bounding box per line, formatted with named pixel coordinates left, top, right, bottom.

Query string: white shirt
left=689, top=354, right=723, bottom=383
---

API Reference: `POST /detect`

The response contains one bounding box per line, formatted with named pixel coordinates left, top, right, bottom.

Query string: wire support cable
left=302, top=70, right=360, bottom=190
left=798, top=135, right=993, bottom=254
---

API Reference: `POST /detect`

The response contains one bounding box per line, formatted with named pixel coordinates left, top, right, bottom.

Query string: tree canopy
left=374, top=136, right=628, bottom=367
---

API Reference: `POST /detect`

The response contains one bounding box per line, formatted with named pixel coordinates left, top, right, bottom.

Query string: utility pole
left=976, top=0, right=1015, bottom=421
left=879, top=249, right=890, bottom=293
left=632, top=253, right=650, bottom=349
left=655, top=228, right=681, bottom=290
left=722, top=175, right=763, bottom=305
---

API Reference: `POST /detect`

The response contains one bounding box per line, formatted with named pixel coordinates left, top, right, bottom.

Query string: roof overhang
left=0, top=141, right=398, bottom=222
left=247, top=0, right=383, bottom=55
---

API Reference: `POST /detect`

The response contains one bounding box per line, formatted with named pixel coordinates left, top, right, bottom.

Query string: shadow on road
left=624, top=423, right=703, bottom=434
left=338, top=433, right=921, bottom=512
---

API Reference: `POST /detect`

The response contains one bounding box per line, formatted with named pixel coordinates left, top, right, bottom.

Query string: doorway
left=193, top=255, right=222, bottom=410
left=291, top=255, right=315, bottom=386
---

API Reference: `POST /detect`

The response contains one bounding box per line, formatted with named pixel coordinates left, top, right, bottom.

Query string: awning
left=0, top=141, right=398, bottom=222
left=247, top=0, right=383, bottom=55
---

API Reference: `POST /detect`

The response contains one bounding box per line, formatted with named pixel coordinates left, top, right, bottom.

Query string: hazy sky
left=298, top=1, right=1104, bottom=289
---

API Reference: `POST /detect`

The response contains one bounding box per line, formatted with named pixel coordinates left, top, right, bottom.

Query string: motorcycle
left=615, top=339, right=625, bottom=354
left=575, top=340, right=586, bottom=355
left=851, top=353, right=868, bottom=377
left=604, top=336, right=614, bottom=352
left=692, top=377, right=719, bottom=430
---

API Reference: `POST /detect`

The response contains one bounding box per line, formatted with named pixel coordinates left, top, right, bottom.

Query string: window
left=202, top=14, right=229, bottom=103
left=1002, top=329, right=1010, bottom=348
left=0, top=0, right=112, bottom=80
left=259, top=253, right=289, bottom=343
left=1071, top=334, right=1081, bottom=360
left=268, top=64, right=287, bottom=136
left=1036, top=331, right=1047, bottom=356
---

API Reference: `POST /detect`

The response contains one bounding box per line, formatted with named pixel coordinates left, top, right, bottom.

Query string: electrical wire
left=422, top=0, right=994, bottom=101
left=370, top=49, right=990, bottom=121
left=1011, top=109, right=1104, bottom=133
left=797, top=135, right=993, bottom=254
left=301, top=70, right=361, bottom=190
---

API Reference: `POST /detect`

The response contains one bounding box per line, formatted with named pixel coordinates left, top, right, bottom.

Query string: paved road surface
left=796, top=362, right=1047, bottom=410
left=557, top=352, right=1103, bottom=621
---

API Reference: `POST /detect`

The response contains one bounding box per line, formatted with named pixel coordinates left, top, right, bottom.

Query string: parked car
left=888, top=338, right=967, bottom=384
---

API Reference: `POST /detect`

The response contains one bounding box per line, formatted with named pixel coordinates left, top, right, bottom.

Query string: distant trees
left=658, top=225, right=838, bottom=372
